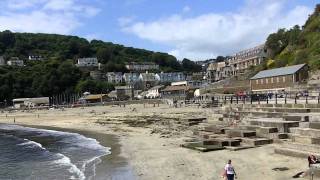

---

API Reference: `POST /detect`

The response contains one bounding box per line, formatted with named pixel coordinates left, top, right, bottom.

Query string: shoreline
left=0, top=104, right=310, bottom=180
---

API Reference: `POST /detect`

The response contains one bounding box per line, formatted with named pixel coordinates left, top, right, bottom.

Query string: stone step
left=225, top=129, right=256, bottom=138
left=283, top=115, right=309, bottom=122
left=249, top=119, right=299, bottom=133
left=281, top=142, right=320, bottom=154
left=238, top=125, right=260, bottom=131
left=289, top=128, right=320, bottom=137
left=241, top=138, right=273, bottom=146
left=257, top=132, right=288, bottom=139
left=210, top=138, right=241, bottom=147
left=310, top=122, right=320, bottom=129
left=291, top=134, right=320, bottom=145
left=275, top=147, right=320, bottom=158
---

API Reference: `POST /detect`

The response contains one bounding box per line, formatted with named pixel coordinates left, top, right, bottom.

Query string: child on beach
left=222, top=160, right=237, bottom=180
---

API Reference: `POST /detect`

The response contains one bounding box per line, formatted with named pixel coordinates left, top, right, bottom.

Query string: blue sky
left=0, top=0, right=318, bottom=60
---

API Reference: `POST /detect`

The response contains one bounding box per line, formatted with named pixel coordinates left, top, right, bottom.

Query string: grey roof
left=250, top=64, right=306, bottom=80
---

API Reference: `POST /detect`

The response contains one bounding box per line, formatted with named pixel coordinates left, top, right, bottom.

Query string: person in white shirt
left=224, top=160, right=237, bottom=180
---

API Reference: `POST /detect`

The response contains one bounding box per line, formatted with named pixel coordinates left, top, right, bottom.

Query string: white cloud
left=121, top=0, right=313, bottom=60
left=0, top=0, right=100, bottom=34
left=118, top=16, right=136, bottom=27
left=182, top=6, right=191, bottom=13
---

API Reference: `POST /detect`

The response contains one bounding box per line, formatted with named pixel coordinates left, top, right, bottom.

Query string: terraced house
left=228, top=44, right=268, bottom=76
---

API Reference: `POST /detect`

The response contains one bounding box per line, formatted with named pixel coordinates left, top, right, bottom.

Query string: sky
left=0, top=0, right=318, bottom=60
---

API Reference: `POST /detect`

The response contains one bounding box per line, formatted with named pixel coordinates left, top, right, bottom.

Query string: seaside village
left=3, top=43, right=320, bottom=178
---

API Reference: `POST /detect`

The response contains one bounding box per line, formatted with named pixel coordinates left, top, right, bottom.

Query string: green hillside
left=0, top=31, right=200, bottom=102
left=265, top=4, right=320, bottom=70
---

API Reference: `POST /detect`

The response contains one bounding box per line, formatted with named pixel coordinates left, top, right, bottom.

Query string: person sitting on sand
left=308, top=155, right=320, bottom=167
left=223, top=160, right=237, bottom=180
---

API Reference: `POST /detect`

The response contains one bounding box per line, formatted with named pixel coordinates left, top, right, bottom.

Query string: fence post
left=318, top=93, right=320, bottom=104
left=236, top=96, right=239, bottom=104
left=266, top=96, right=269, bottom=104
left=243, top=96, right=245, bottom=104
left=285, top=93, right=287, bottom=104
left=275, top=94, right=278, bottom=104
left=250, top=95, right=253, bottom=104
left=258, top=95, right=260, bottom=105
left=295, top=93, right=297, bottom=104
left=306, top=95, right=308, bottom=104
left=231, top=96, right=233, bottom=104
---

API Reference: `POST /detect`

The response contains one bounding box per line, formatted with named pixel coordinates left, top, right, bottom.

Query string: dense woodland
left=264, top=4, right=320, bottom=70
left=0, top=31, right=201, bottom=102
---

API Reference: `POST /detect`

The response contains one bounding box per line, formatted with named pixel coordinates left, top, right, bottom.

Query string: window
left=266, top=78, right=269, bottom=84
left=271, top=78, right=273, bottom=83
left=277, top=77, right=280, bottom=83
left=260, top=79, right=263, bottom=84
left=283, top=76, right=286, bottom=82
left=256, top=80, right=259, bottom=85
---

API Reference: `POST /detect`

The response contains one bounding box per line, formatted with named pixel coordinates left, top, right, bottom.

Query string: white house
left=155, top=72, right=185, bottom=83
left=125, top=62, right=159, bottom=71
left=106, top=72, right=123, bottom=84
left=146, top=85, right=164, bottom=99
left=28, top=55, right=43, bottom=61
left=77, top=57, right=98, bottom=67
left=123, top=73, right=140, bottom=84
left=13, top=97, right=50, bottom=109
left=7, top=57, right=24, bottom=66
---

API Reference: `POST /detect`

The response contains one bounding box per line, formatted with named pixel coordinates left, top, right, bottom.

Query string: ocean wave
left=53, top=153, right=86, bottom=180
left=18, top=140, right=46, bottom=150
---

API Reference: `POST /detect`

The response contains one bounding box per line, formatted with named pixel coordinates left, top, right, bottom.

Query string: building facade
left=155, top=72, right=185, bottom=83
left=125, top=62, right=159, bottom=72
left=106, top=72, right=123, bottom=84
left=250, top=64, right=308, bottom=92
left=7, top=57, right=24, bottom=66
left=28, top=55, right=43, bottom=61
left=77, top=57, right=98, bottom=67
left=206, top=61, right=232, bottom=82
left=228, top=44, right=267, bottom=76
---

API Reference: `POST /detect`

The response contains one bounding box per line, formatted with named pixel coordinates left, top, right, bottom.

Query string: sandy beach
left=0, top=104, right=310, bottom=180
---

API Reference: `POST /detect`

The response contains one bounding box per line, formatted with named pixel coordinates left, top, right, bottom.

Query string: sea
left=0, top=124, right=111, bottom=180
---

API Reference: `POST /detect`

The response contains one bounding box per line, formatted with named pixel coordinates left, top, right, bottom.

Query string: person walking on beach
left=223, top=160, right=237, bottom=180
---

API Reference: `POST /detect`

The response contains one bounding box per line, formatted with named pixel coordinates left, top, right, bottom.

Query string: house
left=228, top=44, right=267, bottom=76
left=79, top=94, right=109, bottom=103
left=123, top=73, right=140, bottom=84
left=161, top=85, right=195, bottom=100
left=138, top=72, right=158, bottom=90
left=115, top=86, right=133, bottom=100
left=0, top=56, right=5, bottom=66
left=146, top=85, right=164, bottom=99
left=7, top=57, right=24, bottom=66
left=28, top=55, right=43, bottom=61
left=106, top=72, right=123, bottom=84
left=155, top=72, right=185, bottom=83
left=125, top=62, right=159, bottom=72
left=250, top=64, right=308, bottom=92
left=171, top=80, right=203, bottom=89
left=206, top=61, right=232, bottom=82
left=77, top=57, right=98, bottom=67
left=12, top=97, right=49, bottom=109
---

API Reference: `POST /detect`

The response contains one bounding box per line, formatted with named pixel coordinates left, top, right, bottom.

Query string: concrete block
left=242, top=138, right=273, bottom=146
left=225, top=129, right=256, bottom=138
